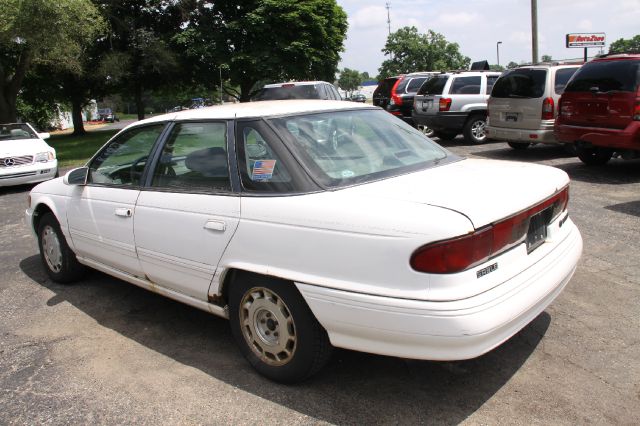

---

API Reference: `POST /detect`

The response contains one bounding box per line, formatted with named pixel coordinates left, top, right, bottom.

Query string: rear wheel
left=229, top=275, right=332, bottom=383
left=463, top=115, right=487, bottom=144
left=576, top=146, right=613, bottom=166
left=508, top=142, right=531, bottom=150
left=37, top=213, right=85, bottom=283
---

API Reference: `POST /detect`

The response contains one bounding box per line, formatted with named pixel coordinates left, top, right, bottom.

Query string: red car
left=555, top=53, right=640, bottom=165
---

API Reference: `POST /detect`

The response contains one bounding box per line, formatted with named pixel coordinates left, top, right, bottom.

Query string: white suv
left=487, top=64, right=580, bottom=149
left=412, top=71, right=501, bottom=143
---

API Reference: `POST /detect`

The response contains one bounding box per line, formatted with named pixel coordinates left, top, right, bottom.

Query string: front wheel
left=37, top=213, right=85, bottom=283
left=229, top=276, right=332, bottom=383
left=576, top=146, right=613, bottom=166
left=463, top=115, right=488, bottom=144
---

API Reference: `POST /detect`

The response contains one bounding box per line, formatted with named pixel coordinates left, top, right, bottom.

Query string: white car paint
left=0, top=123, right=58, bottom=187
left=26, top=100, right=582, bottom=363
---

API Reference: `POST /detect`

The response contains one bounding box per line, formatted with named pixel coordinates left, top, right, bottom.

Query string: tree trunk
left=71, top=98, right=86, bottom=135
left=0, top=49, right=31, bottom=122
left=135, top=83, right=145, bottom=120
left=239, top=79, right=255, bottom=103
left=0, top=90, right=15, bottom=123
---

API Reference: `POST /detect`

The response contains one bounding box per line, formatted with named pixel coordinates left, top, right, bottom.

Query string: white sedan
left=1, top=123, right=57, bottom=186
left=26, top=100, right=582, bottom=382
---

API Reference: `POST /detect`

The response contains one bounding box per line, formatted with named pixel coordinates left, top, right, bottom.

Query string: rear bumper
left=0, top=161, right=58, bottom=187
left=487, top=124, right=559, bottom=144
left=412, top=111, right=468, bottom=132
left=554, top=121, right=640, bottom=150
left=297, top=219, right=582, bottom=361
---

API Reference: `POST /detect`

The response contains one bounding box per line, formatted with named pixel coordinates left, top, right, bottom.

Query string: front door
left=66, top=124, right=166, bottom=276
left=133, top=121, right=240, bottom=300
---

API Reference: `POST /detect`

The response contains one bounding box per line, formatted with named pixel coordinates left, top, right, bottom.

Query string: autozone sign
left=566, top=33, right=606, bottom=48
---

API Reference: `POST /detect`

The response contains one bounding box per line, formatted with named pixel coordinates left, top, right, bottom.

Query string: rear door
left=489, top=68, right=548, bottom=130
left=561, top=59, right=639, bottom=129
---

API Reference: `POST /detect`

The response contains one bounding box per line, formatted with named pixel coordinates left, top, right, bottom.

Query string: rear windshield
left=406, top=77, right=429, bottom=93
left=564, top=60, right=640, bottom=93
left=491, top=69, right=547, bottom=98
left=554, top=68, right=578, bottom=94
left=375, top=77, right=400, bottom=97
left=418, top=75, right=448, bottom=95
left=253, top=85, right=321, bottom=101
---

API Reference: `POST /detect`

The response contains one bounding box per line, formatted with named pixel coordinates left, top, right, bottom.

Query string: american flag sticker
left=251, top=159, right=276, bottom=181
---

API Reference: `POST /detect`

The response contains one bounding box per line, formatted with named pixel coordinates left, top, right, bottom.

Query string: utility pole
left=531, top=0, right=538, bottom=64
left=496, top=41, right=502, bottom=67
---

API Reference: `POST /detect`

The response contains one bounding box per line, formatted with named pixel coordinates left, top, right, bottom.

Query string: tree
left=178, top=0, right=348, bottom=102
left=541, top=54, right=552, bottom=62
left=338, top=68, right=361, bottom=95
left=0, top=0, right=105, bottom=123
left=506, top=61, right=519, bottom=69
left=378, top=27, right=470, bottom=78
left=489, top=64, right=505, bottom=71
left=609, top=35, right=640, bottom=54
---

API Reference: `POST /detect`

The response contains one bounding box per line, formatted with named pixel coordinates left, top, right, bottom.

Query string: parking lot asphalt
left=1, top=139, right=639, bottom=424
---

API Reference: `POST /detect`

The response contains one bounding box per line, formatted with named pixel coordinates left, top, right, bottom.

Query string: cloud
left=577, top=19, right=593, bottom=31
left=435, top=12, right=481, bottom=26
left=348, top=6, right=388, bottom=30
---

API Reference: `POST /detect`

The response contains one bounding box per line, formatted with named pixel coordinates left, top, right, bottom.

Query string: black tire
left=576, top=146, right=613, bottom=166
left=37, top=213, right=85, bottom=283
left=463, top=115, right=488, bottom=144
left=229, top=275, right=332, bottom=383
left=563, top=144, right=578, bottom=156
left=435, top=131, right=458, bottom=141
left=508, top=142, right=531, bottom=150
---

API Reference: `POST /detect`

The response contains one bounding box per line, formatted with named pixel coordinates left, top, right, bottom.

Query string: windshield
left=564, top=60, right=640, bottom=93
left=0, top=124, right=37, bottom=140
left=269, top=109, right=450, bottom=188
left=253, top=85, right=322, bottom=101
left=491, top=69, right=547, bottom=98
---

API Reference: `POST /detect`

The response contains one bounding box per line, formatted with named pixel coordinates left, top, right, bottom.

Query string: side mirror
left=38, top=132, right=50, bottom=140
left=63, top=167, right=89, bottom=186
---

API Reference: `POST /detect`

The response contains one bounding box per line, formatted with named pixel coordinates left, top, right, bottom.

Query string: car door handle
left=204, top=220, right=226, bottom=232
left=114, top=208, right=132, bottom=217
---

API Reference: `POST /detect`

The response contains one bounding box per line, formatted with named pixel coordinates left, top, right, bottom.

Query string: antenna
left=386, top=2, right=391, bottom=35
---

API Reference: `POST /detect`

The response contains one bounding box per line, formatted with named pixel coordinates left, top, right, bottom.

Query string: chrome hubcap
left=471, top=120, right=487, bottom=141
left=42, top=225, right=62, bottom=273
left=417, top=125, right=434, bottom=138
left=240, top=287, right=296, bottom=366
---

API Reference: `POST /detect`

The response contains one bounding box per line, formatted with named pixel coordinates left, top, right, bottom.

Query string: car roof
left=128, top=100, right=375, bottom=128
left=592, top=53, right=640, bottom=61
left=262, top=81, right=331, bottom=88
left=512, top=64, right=582, bottom=70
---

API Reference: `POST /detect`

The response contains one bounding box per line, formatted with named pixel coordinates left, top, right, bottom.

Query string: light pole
left=496, top=41, right=502, bottom=67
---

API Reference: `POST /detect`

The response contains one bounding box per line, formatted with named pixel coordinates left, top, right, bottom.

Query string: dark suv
left=373, top=72, right=438, bottom=130
left=555, top=53, right=640, bottom=165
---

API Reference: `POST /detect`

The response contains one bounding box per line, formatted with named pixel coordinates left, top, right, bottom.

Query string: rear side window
left=406, top=77, right=428, bottom=93
left=449, top=76, right=481, bottom=95
left=486, top=75, right=499, bottom=94
left=395, top=77, right=409, bottom=93
left=554, top=68, right=578, bottom=94
left=418, top=76, right=448, bottom=95
left=564, top=60, right=640, bottom=93
left=491, top=69, right=547, bottom=98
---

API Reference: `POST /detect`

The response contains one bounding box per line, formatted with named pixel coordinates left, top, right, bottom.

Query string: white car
left=1, top=123, right=57, bottom=186
left=26, top=100, right=582, bottom=383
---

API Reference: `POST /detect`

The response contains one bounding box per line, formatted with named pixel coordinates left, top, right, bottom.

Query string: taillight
left=542, top=97, right=554, bottom=120
left=410, top=186, right=569, bottom=274
left=391, top=79, right=403, bottom=106
left=439, top=98, right=452, bottom=111
left=634, top=99, right=640, bottom=121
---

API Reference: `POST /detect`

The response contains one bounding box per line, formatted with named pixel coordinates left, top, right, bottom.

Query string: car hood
left=0, top=138, right=51, bottom=157
left=340, top=158, right=569, bottom=228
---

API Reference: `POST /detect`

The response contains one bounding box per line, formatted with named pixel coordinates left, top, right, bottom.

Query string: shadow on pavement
left=20, top=254, right=550, bottom=425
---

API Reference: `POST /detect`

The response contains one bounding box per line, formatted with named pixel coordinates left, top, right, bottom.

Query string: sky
left=336, top=0, right=640, bottom=76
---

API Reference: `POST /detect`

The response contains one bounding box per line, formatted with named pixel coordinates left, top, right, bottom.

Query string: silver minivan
left=486, top=64, right=580, bottom=149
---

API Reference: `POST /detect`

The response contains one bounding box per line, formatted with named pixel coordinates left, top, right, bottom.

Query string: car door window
left=150, top=122, right=230, bottom=192
left=450, top=76, right=481, bottom=95
left=486, top=75, right=499, bottom=94
left=88, top=124, right=165, bottom=186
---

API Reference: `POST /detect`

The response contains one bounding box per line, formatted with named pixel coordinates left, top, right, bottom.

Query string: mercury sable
left=26, top=100, right=582, bottom=382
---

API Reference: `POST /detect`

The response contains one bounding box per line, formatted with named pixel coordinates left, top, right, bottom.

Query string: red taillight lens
left=390, top=78, right=403, bottom=106
left=542, top=97, right=554, bottom=120
left=439, top=98, right=452, bottom=111
left=410, top=186, right=570, bottom=274
left=633, top=100, right=640, bottom=121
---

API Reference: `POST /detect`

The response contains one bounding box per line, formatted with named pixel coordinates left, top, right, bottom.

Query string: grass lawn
left=49, top=129, right=118, bottom=168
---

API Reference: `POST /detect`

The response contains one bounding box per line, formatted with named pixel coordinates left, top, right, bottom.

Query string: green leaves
left=609, top=35, right=640, bottom=54
left=378, top=26, right=470, bottom=78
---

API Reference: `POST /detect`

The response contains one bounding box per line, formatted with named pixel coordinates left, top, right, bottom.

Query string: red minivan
left=555, top=54, right=640, bottom=165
